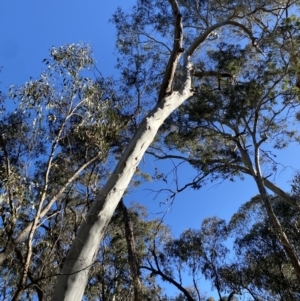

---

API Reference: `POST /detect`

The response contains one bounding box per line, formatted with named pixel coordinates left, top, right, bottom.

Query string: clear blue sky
left=1, top=0, right=299, bottom=299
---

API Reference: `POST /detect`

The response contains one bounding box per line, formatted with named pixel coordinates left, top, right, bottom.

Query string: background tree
left=142, top=189, right=300, bottom=301
left=150, top=5, right=300, bottom=282
left=140, top=215, right=245, bottom=301
left=0, top=43, right=136, bottom=300
left=225, top=194, right=300, bottom=300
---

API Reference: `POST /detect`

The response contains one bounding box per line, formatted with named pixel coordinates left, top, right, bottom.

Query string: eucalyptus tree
left=149, top=2, right=300, bottom=283
left=0, top=43, right=134, bottom=300
left=50, top=0, right=300, bottom=300
left=225, top=195, right=300, bottom=300
left=141, top=216, right=246, bottom=301
left=143, top=194, right=300, bottom=301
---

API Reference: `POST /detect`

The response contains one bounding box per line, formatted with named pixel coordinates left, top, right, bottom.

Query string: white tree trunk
left=51, top=67, right=193, bottom=301
left=51, top=2, right=259, bottom=298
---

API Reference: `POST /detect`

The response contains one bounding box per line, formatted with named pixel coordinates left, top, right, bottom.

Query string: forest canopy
left=1, top=0, right=300, bottom=300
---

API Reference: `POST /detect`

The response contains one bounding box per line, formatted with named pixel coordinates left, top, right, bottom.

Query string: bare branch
left=141, top=247, right=195, bottom=301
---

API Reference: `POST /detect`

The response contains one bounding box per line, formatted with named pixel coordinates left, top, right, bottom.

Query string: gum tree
left=50, top=1, right=300, bottom=300
left=0, top=44, right=133, bottom=300
left=146, top=194, right=300, bottom=301
left=154, top=13, right=300, bottom=282
left=227, top=195, right=300, bottom=300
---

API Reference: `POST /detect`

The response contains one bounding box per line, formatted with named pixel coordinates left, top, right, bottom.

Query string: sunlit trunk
left=51, top=67, right=193, bottom=300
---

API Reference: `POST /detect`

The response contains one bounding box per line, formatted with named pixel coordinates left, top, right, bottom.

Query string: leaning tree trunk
left=51, top=0, right=264, bottom=297
left=238, top=141, right=300, bottom=282
left=51, top=84, right=193, bottom=301
left=51, top=4, right=190, bottom=300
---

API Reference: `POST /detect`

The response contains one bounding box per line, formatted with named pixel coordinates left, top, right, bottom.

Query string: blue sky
left=1, top=0, right=299, bottom=299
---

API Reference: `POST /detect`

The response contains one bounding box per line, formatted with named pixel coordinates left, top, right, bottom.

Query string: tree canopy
left=1, top=0, right=300, bottom=300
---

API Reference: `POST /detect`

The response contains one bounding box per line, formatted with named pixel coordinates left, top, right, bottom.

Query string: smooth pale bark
left=50, top=1, right=269, bottom=298
left=51, top=67, right=193, bottom=301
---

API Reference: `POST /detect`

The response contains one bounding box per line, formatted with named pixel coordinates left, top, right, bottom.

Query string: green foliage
left=226, top=195, right=300, bottom=298
left=0, top=43, right=135, bottom=300
left=144, top=191, right=300, bottom=300
left=159, top=28, right=300, bottom=186
left=2, top=0, right=300, bottom=300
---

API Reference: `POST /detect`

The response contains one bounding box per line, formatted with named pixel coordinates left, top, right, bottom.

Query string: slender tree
left=119, top=200, right=143, bottom=301
left=0, top=43, right=134, bottom=300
